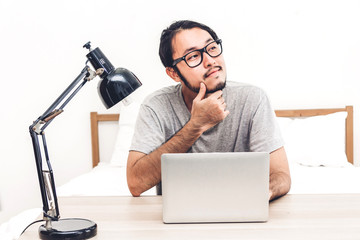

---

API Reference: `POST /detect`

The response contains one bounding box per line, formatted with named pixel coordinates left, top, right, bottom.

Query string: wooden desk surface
left=19, top=194, right=360, bottom=239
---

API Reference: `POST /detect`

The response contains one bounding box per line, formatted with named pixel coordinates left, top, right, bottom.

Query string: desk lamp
left=29, top=42, right=142, bottom=239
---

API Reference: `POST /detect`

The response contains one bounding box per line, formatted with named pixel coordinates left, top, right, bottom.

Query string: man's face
left=171, top=28, right=227, bottom=93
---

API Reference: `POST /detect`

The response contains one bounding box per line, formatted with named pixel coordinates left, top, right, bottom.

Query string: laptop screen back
left=161, top=152, right=269, bottom=223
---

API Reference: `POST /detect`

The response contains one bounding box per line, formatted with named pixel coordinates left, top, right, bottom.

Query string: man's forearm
left=269, top=171, right=291, bottom=201
left=127, top=120, right=204, bottom=196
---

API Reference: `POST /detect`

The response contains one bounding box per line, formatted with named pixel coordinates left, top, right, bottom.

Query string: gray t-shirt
left=130, top=81, right=284, bottom=194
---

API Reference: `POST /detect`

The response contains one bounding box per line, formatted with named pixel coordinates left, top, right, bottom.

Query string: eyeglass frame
left=171, top=39, right=223, bottom=68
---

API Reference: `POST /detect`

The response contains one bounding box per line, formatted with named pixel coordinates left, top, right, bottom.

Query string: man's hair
left=159, top=20, right=219, bottom=68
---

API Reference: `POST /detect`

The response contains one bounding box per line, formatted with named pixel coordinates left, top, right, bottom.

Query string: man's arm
left=269, top=146, right=291, bottom=201
left=127, top=121, right=203, bottom=197
left=127, top=83, right=229, bottom=197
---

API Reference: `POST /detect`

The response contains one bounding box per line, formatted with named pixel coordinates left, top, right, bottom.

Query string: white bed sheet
left=58, top=162, right=360, bottom=197
left=57, top=163, right=156, bottom=196
left=288, top=162, right=360, bottom=194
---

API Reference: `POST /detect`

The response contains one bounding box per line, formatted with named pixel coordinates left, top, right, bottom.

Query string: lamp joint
left=85, top=67, right=104, bottom=81
left=32, top=121, right=44, bottom=134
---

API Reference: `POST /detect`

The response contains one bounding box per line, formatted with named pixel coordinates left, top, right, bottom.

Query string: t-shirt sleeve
left=249, top=89, right=284, bottom=153
left=129, top=103, right=165, bottom=154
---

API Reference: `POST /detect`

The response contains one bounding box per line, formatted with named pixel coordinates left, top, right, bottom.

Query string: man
left=127, top=20, right=291, bottom=201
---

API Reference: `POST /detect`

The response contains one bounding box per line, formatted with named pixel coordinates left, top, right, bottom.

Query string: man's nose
left=202, top=51, right=216, bottom=67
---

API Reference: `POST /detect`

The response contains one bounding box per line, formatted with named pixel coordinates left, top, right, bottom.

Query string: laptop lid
left=161, top=152, right=269, bottom=223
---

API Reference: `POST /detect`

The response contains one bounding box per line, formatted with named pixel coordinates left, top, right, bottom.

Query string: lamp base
left=39, top=218, right=97, bottom=240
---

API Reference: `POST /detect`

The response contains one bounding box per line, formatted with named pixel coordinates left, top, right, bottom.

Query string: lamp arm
left=31, top=65, right=89, bottom=133
left=29, top=65, right=100, bottom=221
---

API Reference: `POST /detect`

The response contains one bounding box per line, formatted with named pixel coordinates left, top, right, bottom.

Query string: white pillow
left=109, top=101, right=141, bottom=166
left=277, top=111, right=349, bottom=167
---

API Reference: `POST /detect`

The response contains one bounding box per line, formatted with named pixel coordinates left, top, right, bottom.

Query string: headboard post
left=90, top=112, right=100, bottom=168
left=345, top=106, right=354, bottom=164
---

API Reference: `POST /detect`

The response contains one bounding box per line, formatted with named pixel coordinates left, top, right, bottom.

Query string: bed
left=57, top=105, right=360, bottom=197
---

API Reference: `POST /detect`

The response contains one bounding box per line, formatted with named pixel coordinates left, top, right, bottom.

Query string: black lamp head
left=84, top=42, right=142, bottom=109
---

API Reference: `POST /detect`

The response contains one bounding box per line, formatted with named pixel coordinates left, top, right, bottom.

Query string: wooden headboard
left=90, top=112, right=119, bottom=168
left=90, top=106, right=354, bottom=167
left=275, top=106, right=353, bottom=164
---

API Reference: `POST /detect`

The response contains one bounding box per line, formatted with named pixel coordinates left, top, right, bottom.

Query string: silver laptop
left=161, top=152, right=269, bottom=223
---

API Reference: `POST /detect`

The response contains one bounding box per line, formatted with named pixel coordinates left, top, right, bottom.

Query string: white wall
left=0, top=0, right=359, bottom=224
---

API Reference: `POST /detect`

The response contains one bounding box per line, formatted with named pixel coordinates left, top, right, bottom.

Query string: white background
left=0, top=0, right=359, bottom=224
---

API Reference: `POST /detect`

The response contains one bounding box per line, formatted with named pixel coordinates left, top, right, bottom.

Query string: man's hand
left=190, top=83, right=230, bottom=133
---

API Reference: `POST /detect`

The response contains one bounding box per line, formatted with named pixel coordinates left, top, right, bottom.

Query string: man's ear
left=166, top=67, right=181, bottom=82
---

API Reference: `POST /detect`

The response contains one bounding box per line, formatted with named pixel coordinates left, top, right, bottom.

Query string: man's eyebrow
left=182, top=38, right=214, bottom=56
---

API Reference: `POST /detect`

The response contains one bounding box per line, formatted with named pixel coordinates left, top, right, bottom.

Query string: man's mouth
left=204, top=66, right=222, bottom=79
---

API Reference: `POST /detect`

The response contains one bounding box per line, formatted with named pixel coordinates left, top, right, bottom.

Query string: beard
left=175, top=67, right=226, bottom=94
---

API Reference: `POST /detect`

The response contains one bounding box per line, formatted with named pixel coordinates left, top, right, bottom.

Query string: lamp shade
left=86, top=47, right=142, bottom=109
left=98, top=67, right=142, bottom=108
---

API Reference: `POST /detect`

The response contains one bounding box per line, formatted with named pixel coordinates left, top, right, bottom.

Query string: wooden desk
left=19, top=194, right=360, bottom=239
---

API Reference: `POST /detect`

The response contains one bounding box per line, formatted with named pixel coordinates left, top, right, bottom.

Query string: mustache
left=204, top=66, right=222, bottom=79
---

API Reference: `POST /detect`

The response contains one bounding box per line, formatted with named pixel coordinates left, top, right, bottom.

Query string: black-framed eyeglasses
left=172, top=39, right=223, bottom=68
